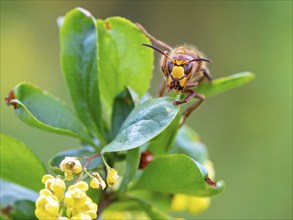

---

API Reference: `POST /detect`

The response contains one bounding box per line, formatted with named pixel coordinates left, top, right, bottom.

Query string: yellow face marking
left=167, top=76, right=172, bottom=87
left=174, top=60, right=184, bottom=65
left=179, top=77, right=187, bottom=87
left=171, top=66, right=184, bottom=79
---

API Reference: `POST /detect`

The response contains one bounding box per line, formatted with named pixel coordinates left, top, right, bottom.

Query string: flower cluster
left=64, top=181, right=97, bottom=219
left=35, top=156, right=119, bottom=220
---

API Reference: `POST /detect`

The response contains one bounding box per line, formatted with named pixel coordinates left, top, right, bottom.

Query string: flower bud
left=90, top=177, right=100, bottom=189
left=90, top=172, right=106, bottom=190
left=60, top=157, right=82, bottom=180
left=106, top=168, right=119, bottom=186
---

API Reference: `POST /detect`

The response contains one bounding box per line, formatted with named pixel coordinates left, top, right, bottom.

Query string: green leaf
left=60, top=8, right=104, bottom=142
left=197, top=72, right=255, bottom=97
left=0, top=179, right=38, bottom=206
left=0, top=134, right=46, bottom=191
left=148, top=113, right=181, bottom=157
left=102, top=97, right=179, bottom=153
left=111, top=88, right=136, bottom=138
left=49, top=146, right=101, bottom=175
left=169, top=126, right=208, bottom=164
left=97, top=17, right=154, bottom=114
left=132, top=154, right=224, bottom=197
left=118, top=148, right=140, bottom=192
left=7, top=82, right=92, bottom=144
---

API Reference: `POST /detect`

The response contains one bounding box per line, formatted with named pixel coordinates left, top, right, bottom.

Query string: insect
left=136, top=23, right=213, bottom=126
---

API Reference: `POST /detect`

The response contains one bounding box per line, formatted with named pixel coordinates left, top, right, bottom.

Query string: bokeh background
left=1, top=1, right=292, bottom=219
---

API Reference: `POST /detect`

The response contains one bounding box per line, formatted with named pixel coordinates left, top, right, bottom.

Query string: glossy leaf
left=102, top=97, right=179, bottom=153
left=148, top=113, right=181, bottom=157
left=60, top=8, right=104, bottom=142
left=49, top=146, right=101, bottom=175
left=97, top=17, right=153, bottom=114
left=169, top=126, right=208, bottom=164
left=111, top=88, right=136, bottom=138
left=6, top=82, right=93, bottom=144
left=0, top=134, right=46, bottom=191
left=197, top=72, right=255, bottom=97
left=132, top=154, right=224, bottom=197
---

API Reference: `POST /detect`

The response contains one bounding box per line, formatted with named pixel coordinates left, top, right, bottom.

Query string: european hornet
left=136, top=23, right=213, bottom=126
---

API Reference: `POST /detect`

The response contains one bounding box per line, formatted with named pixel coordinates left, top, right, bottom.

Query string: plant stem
left=75, top=153, right=100, bottom=183
left=96, top=191, right=116, bottom=218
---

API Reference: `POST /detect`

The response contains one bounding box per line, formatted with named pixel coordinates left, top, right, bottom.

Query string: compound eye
left=184, top=63, right=193, bottom=75
left=167, top=61, right=174, bottom=74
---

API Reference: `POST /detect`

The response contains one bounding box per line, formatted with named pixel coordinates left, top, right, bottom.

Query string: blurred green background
left=1, top=1, right=292, bottom=219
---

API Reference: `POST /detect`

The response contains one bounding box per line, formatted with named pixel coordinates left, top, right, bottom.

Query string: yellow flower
left=90, top=172, right=106, bottom=190
left=64, top=181, right=97, bottom=219
left=57, top=217, right=69, bottom=220
left=71, top=212, right=92, bottom=220
left=35, top=189, right=59, bottom=220
left=71, top=210, right=95, bottom=220
left=60, top=157, right=82, bottom=180
left=106, top=168, right=119, bottom=186
left=171, top=194, right=211, bottom=214
left=80, top=196, right=98, bottom=219
left=171, top=194, right=188, bottom=212
left=187, top=197, right=211, bottom=214
left=64, top=181, right=88, bottom=210
left=90, top=177, right=100, bottom=189
left=66, top=198, right=97, bottom=219
left=42, top=174, right=66, bottom=201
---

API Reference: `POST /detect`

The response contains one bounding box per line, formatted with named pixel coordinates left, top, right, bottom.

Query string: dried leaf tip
left=5, top=90, right=17, bottom=109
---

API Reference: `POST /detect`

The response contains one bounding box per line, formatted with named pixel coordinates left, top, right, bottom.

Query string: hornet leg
left=172, top=88, right=205, bottom=127
left=180, top=92, right=205, bottom=127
